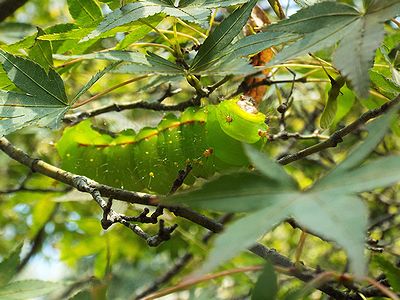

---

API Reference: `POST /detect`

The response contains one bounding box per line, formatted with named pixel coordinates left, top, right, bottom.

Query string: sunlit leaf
left=67, top=0, right=102, bottom=26
left=0, top=245, right=21, bottom=286
left=0, top=50, right=70, bottom=136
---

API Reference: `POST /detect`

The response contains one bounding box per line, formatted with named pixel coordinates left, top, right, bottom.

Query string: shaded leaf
left=0, top=280, right=64, bottom=300
left=0, top=51, right=67, bottom=105
left=67, top=0, right=102, bottom=26
left=0, top=50, right=69, bottom=136
left=54, top=50, right=148, bottom=64
left=291, top=193, right=367, bottom=276
left=82, top=2, right=162, bottom=42
left=320, top=76, right=346, bottom=129
left=373, top=256, right=400, bottom=292
left=28, top=28, right=53, bottom=72
left=315, top=156, right=400, bottom=194
left=190, top=0, right=257, bottom=72
left=168, top=173, right=298, bottom=212
left=322, top=104, right=397, bottom=177
left=198, top=201, right=292, bottom=274
left=251, top=261, right=278, bottom=300
left=112, top=52, right=185, bottom=75
left=72, top=62, right=121, bottom=104
left=265, top=1, right=400, bottom=97
left=0, top=245, right=21, bottom=286
left=244, top=144, right=297, bottom=188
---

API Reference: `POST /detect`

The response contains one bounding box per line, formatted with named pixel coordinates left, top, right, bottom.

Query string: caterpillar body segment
left=57, top=98, right=268, bottom=195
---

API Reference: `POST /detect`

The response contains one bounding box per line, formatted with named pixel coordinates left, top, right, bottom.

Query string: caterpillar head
left=215, top=96, right=268, bottom=144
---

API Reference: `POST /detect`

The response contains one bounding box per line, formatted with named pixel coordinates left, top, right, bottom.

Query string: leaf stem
left=71, top=75, right=151, bottom=109
left=176, top=18, right=207, bottom=39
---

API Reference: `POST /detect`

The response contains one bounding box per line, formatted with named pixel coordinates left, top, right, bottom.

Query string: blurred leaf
left=0, top=23, right=36, bottom=44
left=190, top=0, right=257, bottom=72
left=0, top=245, right=21, bottom=286
left=67, top=0, right=102, bottom=26
left=168, top=173, right=298, bottom=212
left=320, top=76, right=346, bottom=129
left=0, top=51, right=69, bottom=136
left=332, top=86, right=355, bottom=128
left=54, top=50, right=148, bottom=64
left=83, top=0, right=211, bottom=42
left=28, top=28, right=53, bottom=72
left=251, top=261, right=278, bottom=300
left=0, top=280, right=64, bottom=300
left=198, top=202, right=292, bottom=274
left=31, top=198, right=56, bottom=237
left=291, top=193, right=367, bottom=275
left=373, top=256, right=400, bottom=292
left=72, top=62, right=121, bottom=104
left=315, top=156, right=400, bottom=194
left=112, top=52, right=185, bottom=75
left=244, top=144, right=297, bottom=188
left=82, top=2, right=162, bottom=42
left=370, top=70, right=400, bottom=99
left=321, top=104, right=397, bottom=177
left=293, top=0, right=324, bottom=7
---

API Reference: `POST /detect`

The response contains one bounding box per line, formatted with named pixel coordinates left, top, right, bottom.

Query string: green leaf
left=72, top=62, right=121, bottom=104
left=183, top=0, right=248, bottom=8
left=0, top=91, right=69, bottom=136
left=0, top=50, right=67, bottom=105
left=370, top=70, right=400, bottom=99
left=293, top=0, right=324, bottom=8
left=320, top=76, right=346, bottom=129
left=54, top=50, right=148, bottom=64
left=82, top=2, right=162, bottom=42
left=373, top=256, right=400, bottom=292
left=265, top=1, right=400, bottom=98
left=67, top=0, right=102, bottom=26
left=0, top=23, right=37, bottom=44
left=0, top=280, right=64, bottom=300
left=0, top=245, right=22, bottom=286
left=291, top=193, right=367, bottom=276
left=251, top=261, right=278, bottom=300
left=28, top=28, right=53, bottom=72
left=168, top=173, right=298, bottom=212
left=112, top=52, right=185, bottom=75
left=0, top=50, right=69, bottom=136
left=267, top=2, right=359, bottom=64
left=244, top=144, right=297, bottom=188
left=323, top=104, right=397, bottom=177
left=196, top=31, right=298, bottom=75
left=332, top=17, right=383, bottom=99
left=190, top=0, right=257, bottom=72
left=315, top=156, right=400, bottom=194
left=115, top=15, right=162, bottom=49
left=224, top=31, right=298, bottom=60
left=198, top=202, right=292, bottom=274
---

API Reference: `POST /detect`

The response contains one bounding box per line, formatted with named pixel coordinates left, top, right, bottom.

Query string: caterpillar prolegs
left=57, top=97, right=269, bottom=195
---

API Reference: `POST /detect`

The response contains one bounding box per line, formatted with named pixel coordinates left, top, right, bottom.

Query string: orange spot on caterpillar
left=258, top=129, right=268, bottom=138
left=203, top=148, right=213, bottom=158
left=225, top=115, right=233, bottom=123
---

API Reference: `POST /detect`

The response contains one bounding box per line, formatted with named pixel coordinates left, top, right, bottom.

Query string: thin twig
left=278, top=94, right=400, bottom=165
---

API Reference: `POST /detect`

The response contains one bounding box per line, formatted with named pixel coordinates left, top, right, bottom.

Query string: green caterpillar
left=57, top=97, right=268, bottom=195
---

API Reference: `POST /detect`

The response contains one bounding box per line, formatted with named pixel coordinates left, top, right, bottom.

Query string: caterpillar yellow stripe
left=57, top=97, right=268, bottom=195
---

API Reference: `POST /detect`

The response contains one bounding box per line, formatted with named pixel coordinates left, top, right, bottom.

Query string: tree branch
left=0, top=0, right=28, bottom=21
left=278, top=94, right=400, bottom=165
left=0, top=137, right=222, bottom=233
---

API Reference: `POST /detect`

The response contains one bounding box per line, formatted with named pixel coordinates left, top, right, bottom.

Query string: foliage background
left=0, top=0, right=399, bottom=299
